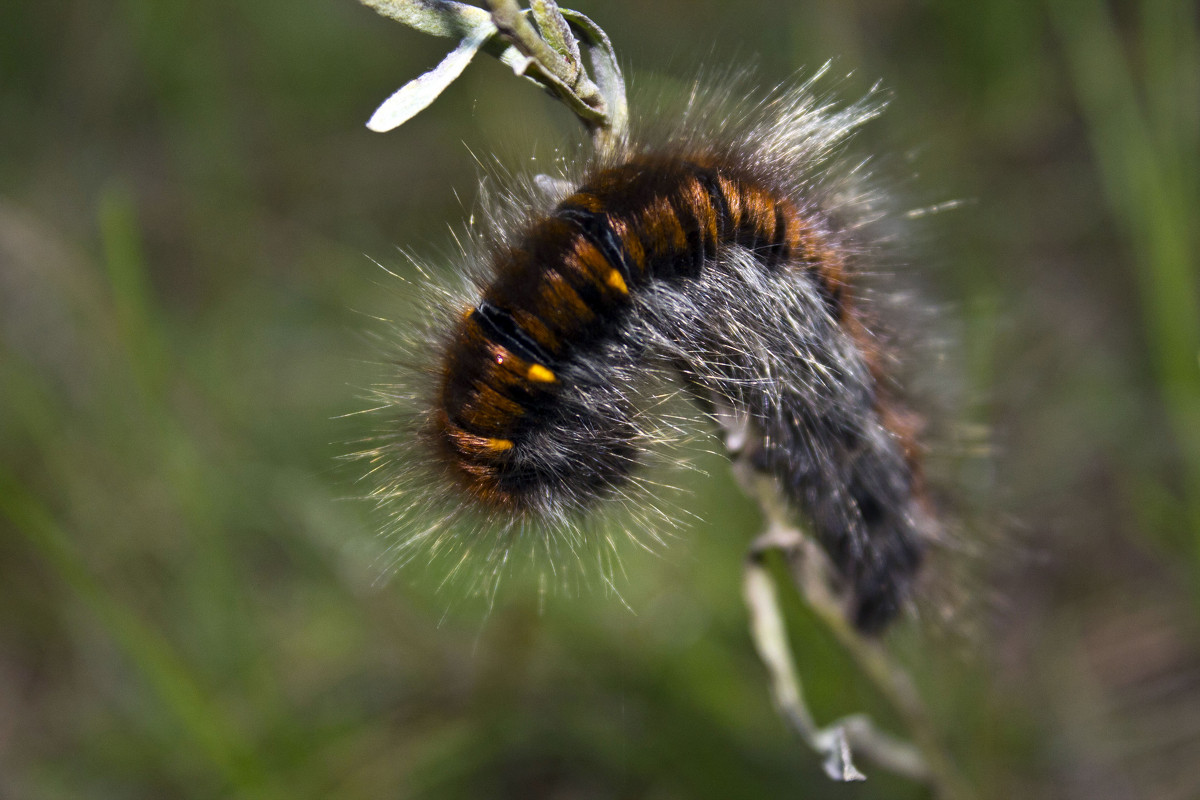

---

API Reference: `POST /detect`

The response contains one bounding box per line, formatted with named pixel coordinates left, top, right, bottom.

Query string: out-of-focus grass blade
left=0, top=471, right=281, bottom=800
left=91, top=184, right=292, bottom=795
left=99, top=186, right=168, bottom=401
left=1049, top=0, right=1200, bottom=570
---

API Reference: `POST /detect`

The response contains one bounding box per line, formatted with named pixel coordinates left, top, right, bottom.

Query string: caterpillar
left=367, top=71, right=936, bottom=634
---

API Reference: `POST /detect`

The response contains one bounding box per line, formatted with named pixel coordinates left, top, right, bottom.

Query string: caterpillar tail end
left=848, top=509, right=928, bottom=635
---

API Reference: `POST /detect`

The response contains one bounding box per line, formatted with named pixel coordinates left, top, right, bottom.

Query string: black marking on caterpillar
left=365, top=71, right=936, bottom=633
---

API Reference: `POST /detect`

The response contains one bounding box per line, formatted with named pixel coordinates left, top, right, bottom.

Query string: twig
left=358, top=0, right=627, bottom=155
left=726, top=418, right=973, bottom=798
left=357, top=3, right=962, bottom=791
left=744, top=525, right=928, bottom=782
left=484, top=0, right=609, bottom=131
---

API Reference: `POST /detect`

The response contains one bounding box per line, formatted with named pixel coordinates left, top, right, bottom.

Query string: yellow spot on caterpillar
left=484, top=438, right=513, bottom=452
left=527, top=364, right=557, bottom=383
left=606, top=269, right=628, bottom=294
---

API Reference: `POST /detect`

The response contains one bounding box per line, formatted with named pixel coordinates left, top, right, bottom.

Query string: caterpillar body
left=371, top=74, right=935, bottom=633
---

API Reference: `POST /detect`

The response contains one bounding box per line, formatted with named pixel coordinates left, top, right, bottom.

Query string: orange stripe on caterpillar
left=373, top=77, right=935, bottom=634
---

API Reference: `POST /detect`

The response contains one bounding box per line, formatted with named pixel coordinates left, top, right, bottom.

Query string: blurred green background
left=2, top=0, right=1199, bottom=797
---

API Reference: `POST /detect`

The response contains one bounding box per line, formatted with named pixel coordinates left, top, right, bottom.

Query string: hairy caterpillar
left=367, top=71, right=935, bottom=634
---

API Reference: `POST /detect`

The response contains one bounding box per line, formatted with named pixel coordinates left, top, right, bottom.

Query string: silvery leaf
left=366, top=20, right=497, bottom=132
